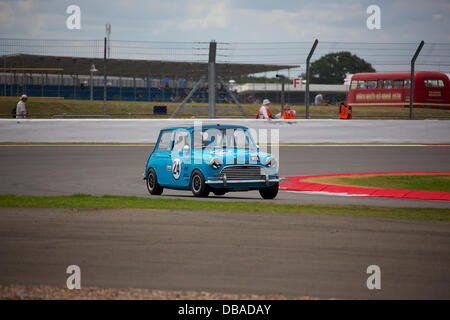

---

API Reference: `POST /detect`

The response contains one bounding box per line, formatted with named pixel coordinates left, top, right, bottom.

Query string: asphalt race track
left=0, top=145, right=449, bottom=207
left=0, top=145, right=450, bottom=299
left=1, top=207, right=450, bottom=299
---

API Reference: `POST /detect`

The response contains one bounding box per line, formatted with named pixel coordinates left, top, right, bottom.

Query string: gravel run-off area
left=0, top=285, right=319, bottom=300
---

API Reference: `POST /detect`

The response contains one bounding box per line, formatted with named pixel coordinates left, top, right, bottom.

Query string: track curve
left=0, top=145, right=449, bottom=207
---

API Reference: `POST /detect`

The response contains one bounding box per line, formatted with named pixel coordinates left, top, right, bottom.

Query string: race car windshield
left=193, top=128, right=256, bottom=150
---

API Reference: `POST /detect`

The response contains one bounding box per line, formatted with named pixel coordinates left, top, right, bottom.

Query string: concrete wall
left=0, top=119, right=449, bottom=144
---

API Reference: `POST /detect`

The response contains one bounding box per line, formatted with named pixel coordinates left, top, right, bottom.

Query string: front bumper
left=206, top=175, right=279, bottom=186
left=207, top=164, right=278, bottom=186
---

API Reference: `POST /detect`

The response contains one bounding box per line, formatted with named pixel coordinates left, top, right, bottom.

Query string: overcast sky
left=0, top=0, right=449, bottom=43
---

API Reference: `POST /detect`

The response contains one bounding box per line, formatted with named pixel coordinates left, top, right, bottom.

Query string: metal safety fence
left=1, top=38, right=450, bottom=119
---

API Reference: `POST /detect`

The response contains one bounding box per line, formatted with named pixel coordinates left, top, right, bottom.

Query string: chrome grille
left=220, top=166, right=265, bottom=180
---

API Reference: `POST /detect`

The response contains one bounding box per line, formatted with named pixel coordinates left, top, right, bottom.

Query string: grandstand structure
left=0, top=53, right=296, bottom=103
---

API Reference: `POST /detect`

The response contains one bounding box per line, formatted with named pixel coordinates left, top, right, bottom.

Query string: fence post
left=208, top=40, right=217, bottom=118
left=305, top=39, right=318, bottom=119
left=276, top=74, right=286, bottom=115
left=58, top=72, right=61, bottom=98
left=119, top=76, right=122, bottom=101
left=41, top=73, right=44, bottom=97
left=3, top=57, right=6, bottom=96
left=73, top=74, right=76, bottom=98
left=147, top=76, right=150, bottom=102
left=103, top=37, right=107, bottom=117
left=409, top=40, right=424, bottom=120
left=133, top=76, right=136, bottom=101
left=23, top=73, right=26, bottom=95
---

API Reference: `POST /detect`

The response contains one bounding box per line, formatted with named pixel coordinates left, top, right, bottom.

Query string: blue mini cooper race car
left=144, top=125, right=279, bottom=199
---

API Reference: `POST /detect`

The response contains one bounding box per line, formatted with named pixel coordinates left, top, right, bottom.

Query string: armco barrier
left=0, top=119, right=449, bottom=144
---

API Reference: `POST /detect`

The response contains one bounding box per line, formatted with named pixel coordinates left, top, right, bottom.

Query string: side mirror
left=183, top=145, right=190, bottom=154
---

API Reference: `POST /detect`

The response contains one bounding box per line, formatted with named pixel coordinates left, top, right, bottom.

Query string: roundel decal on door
left=172, top=158, right=181, bottom=180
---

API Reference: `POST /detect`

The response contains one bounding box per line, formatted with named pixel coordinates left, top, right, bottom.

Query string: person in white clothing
left=257, top=99, right=273, bottom=120
left=314, top=93, right=329, bottom=106
left=314, top=93, right=323, bottom=105
left=16, top=94, right=27, bottom=119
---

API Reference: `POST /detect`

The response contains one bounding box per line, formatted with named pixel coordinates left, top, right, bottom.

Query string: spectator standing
left=339, top=102, right=352, bottom=120
left=314, top=93, right=324, bottom=105
left=282, top=105, right=296, bottom=119
left=16, top=94, right=28, bottom=119
left=257, top=99, right=272, bottom=120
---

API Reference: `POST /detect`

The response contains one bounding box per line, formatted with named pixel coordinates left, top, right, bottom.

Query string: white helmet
left=263, top=99, right=271, bottom=105
left=21, top=94, right=28, bottom=99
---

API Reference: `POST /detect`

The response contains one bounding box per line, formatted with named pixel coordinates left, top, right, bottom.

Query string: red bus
left=347, top=71, right=450, bottom=109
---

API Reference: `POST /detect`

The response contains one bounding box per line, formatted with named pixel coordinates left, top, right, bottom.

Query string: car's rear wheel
left=190, top=170, right=210, bottom=197
left=212, top=189, right=227, bottom=196
left=147, top=168, right=164, bottom=195
left=259, top=182, right=279, bottom=199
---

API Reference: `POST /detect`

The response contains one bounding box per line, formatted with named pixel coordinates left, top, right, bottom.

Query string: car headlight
left=250, top=154, right=259, bottom=162
left=265, top=155, right=277, bottom=168
left=209, top=157, right=223, bottom=169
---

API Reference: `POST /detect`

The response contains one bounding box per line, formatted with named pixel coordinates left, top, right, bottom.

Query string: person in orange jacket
left=339, top=102, right=352, bottom=120
left=282, top=105, right=296, bottom=119
left=257, top=99, right=274, bottom=120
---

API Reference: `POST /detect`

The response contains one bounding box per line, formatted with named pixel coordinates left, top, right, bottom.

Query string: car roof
left=160, top=125, right=249, bottom=132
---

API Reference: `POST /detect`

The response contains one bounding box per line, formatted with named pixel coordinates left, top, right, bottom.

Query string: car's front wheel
left=147, top=168, right=164, bottom=195
left=190, top=169, right=210, bottom=197
left=259, top=182, right=279, bottom=199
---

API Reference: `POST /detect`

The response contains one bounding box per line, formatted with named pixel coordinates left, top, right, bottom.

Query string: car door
left=168, top=129, right=191, bottom=188
left=153, top=130, right=173, bottom=186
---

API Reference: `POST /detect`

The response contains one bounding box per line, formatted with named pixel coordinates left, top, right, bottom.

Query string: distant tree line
left=309, top=51, right=375, bottom=84
left=232, top=51, right=375, bottom=85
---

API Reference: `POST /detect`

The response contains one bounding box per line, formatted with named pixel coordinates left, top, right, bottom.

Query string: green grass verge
left=1, top=97, right=449, bottom=119
left=0, top=194, right=448, bottom=221
left=306, top=174, right=450, bottom=192
left=340, top=175, right=450, bottom=192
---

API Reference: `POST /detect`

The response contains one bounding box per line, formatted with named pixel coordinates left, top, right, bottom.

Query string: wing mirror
left=183, top=145, right=190, bottom=154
